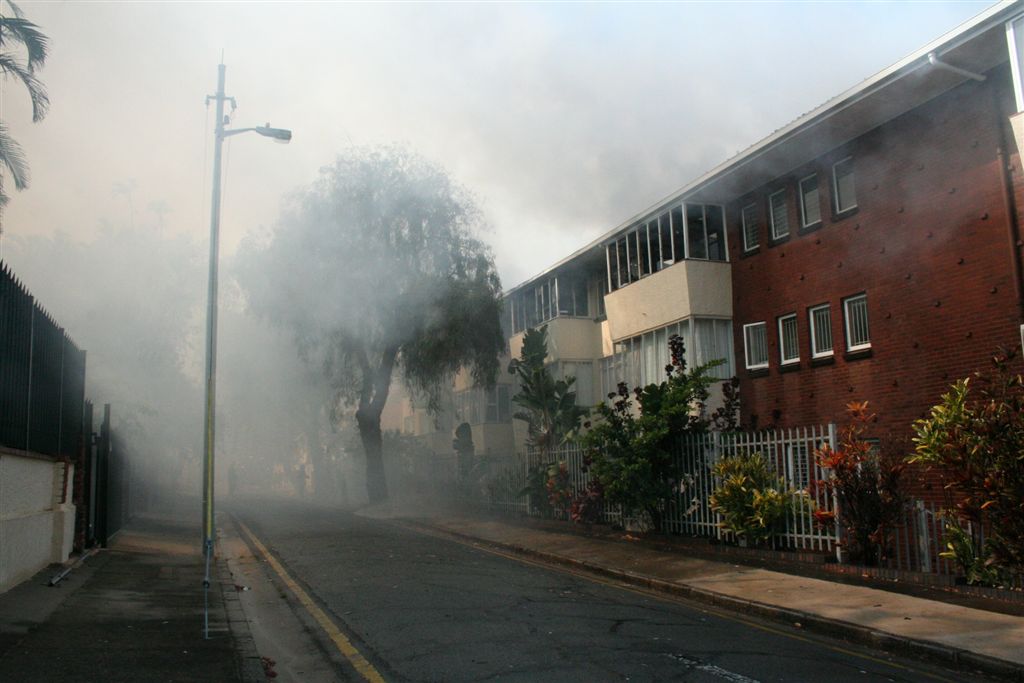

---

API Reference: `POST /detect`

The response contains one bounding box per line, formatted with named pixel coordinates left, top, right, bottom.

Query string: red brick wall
left=728, top=65, right=1024, bottom=497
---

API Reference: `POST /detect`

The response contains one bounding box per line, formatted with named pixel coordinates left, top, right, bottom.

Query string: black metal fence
left=1, top=261, right=86, bottom=458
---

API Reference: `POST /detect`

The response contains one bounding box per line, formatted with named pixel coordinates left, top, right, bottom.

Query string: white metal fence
left=482, top=425, right=840, bottom=549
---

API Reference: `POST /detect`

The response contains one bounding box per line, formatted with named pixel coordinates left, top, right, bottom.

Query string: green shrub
left=710, top=452, right=798, bottom=545
left=581, top=335, right=724, bottom=532
left=910, top=349, right=1024, bottom=579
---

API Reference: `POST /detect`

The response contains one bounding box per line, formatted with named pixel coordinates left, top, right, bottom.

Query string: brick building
left=384, top=2, right=1024, bottom=478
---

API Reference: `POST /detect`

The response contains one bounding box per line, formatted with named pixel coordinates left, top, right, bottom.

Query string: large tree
left=0, top=0, right=49, bottom=214
left=239, top=145, right=506, bottom=503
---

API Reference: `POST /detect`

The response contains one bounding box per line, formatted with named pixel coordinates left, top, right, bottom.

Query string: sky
left=0, top=0, right=1000, bottom=289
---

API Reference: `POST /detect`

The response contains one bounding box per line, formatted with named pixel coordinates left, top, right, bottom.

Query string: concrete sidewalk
left=396, top=512, right=1024, bottom=682
left=0, top=512, right=255, bottom=682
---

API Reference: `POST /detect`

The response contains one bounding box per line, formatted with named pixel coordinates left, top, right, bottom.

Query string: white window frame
left=743, top=322, right=769, bottom=370
left=843, top=293, right=871, bottom=352
left=799, top=173, right=821, bottom=228
left=832, top=156, right=857, bottom=214
left=778, top=313, right=799, bottom=365
left=769, top=189, right=789, bottom=240
left=741, top=203, right=759, bottom=252
left=808, top=303, right=834, bottom=359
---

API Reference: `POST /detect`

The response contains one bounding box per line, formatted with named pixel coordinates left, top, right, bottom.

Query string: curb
left=403, top=519, right=1024, bottom=683
left=217, top=528, right=265, bottom=683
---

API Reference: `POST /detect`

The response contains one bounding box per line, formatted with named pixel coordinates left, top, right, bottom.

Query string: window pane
left=706, top=205, right=725, bottom=261
left=617, top=237, right=629, bottom=287
left=779, top=315, right=799, bottom=363
left=800, top=175, right=821, bottom=226
left=671, top=206, right=686, bottom=262
left=499, top=385, right=510, bottom=422
left=627, top=231, right=640, bottom=282
left=597, top=277, right=607, bottom=317
left=647, top=219, right=662, bottom=272
left=686, top=204, right=708, bottom=259
left=659, top=213, right=672, bottom=268
left=742, top=203, right=759, bottom=251
left=696, top=318, right=730, bottom=378
left=834, top=158, right=856, bottom=212
left=638, top=226, right=651, bottom=277
left=770, top=191, right=789, bottom=239
left=810, top=305, right=833, bottom=356
left=845, top=294, right=870, bottom=349
left=572, top=276, right=588, bottom=317
left=744, top=322, right=768, bottom=369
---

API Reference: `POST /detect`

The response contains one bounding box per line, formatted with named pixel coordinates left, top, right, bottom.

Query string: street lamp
left=201, top=63, right=290, bottom=639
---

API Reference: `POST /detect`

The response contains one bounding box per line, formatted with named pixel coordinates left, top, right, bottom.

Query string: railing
left=0, top=261, right=86, bottom=459
left=673, top=425, right=839, bottom=552
left=478, top=427, right=1021, bottom=588
left=483, top=426, right=839, bottom=550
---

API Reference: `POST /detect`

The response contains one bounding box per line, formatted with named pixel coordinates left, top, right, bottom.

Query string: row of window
left=454, top=385, right=513, bottom=425
left=605, top=202, right=727, bottom=292
left=743, top=293, right=869, bottom=370
left=741, top=157, right=857, bottom=252
left=600, top=318, right=733, bottom=400
left=508, top=273, right=594, bottom=334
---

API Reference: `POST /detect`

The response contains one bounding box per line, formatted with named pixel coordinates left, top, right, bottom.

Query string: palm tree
left=0, top=0, right=49, bottom=211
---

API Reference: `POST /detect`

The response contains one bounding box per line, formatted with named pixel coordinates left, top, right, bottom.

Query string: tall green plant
left=581, top=335, right=722, bottom=532
left=508, top=326, right=588, bottom=458
left=910, top=349, right=1024, bottom=578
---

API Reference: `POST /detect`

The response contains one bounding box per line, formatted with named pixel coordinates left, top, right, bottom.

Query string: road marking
left=396, top=521, right=957, bottom=683
left=235, top=520, right=386, bottom=683
left=666, top=653, right=760, bottom=682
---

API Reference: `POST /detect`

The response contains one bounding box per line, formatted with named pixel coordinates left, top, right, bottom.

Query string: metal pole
left=201, top=63, right=227, bottom=639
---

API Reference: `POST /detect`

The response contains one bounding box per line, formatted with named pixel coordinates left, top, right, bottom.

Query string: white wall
left=0, top=452, right=76, bottom=593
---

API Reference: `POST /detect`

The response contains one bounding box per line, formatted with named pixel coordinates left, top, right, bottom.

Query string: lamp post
left=202, top=63, right=290, bottom=638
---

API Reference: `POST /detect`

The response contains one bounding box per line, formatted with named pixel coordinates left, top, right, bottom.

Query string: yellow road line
left=235, top=520, right=386, bottom=683
left=398, top=522, right=957, bottom=683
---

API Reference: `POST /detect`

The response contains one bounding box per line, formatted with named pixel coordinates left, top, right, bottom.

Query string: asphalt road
left=229, top=498, right=988, bottom=683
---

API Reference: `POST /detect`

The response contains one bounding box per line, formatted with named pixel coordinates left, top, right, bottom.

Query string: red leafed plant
left=814, top=402, right=905, bottom=566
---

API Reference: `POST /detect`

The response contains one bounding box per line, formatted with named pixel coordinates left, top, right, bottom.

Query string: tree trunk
left=356, top=408, right=388, bottom=504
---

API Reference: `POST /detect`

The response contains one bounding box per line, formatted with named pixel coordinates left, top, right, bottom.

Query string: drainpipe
left=997, top=145, right=1024, bottom=323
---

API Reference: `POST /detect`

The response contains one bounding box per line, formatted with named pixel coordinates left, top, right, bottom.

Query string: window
left=685, top=203, right=727, bottom=261
left=843, top=293, right=870, bottom=351
left=778, top=314, right=799, bottom=364
left=656, top=212, right=673, bottom=270
left=671, top=206, right=685, bottom=262
left=741, top=203, right=759, bottom=252
left=603, top=203, right=727, bottom=292
left=809, top=304, right=833, bottom=358
left=744, top=322, right=769, bottom=370
left=598, top=318, right=733, bottom=400
left=769, top=190, right=789, bottom=240
left=799, top=174, right=821, bottom=227
left=833, top=157, right=856, bottom=213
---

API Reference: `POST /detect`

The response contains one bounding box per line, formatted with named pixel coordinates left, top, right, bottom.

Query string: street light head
left=255, top=123, right=292, bottom=143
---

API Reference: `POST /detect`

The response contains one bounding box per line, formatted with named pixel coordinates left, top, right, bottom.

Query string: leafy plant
left=940, top=516, right=1014, bottom=587
left=709, top=452, right=798, bottom=545
left=509, top=326, right=589, bottom=459
left=570, top=481, right=604, bottom=525
left=910, top=348, right=1024, bottom=578
left=518, top=460, right=571, bottom=517
left=581, top=335, right=725, bottom=532
left=814, top=402, right=905, bottom=566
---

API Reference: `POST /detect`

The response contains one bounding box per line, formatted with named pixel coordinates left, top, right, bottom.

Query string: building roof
left=505, top=0, right=1021, bottom=296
